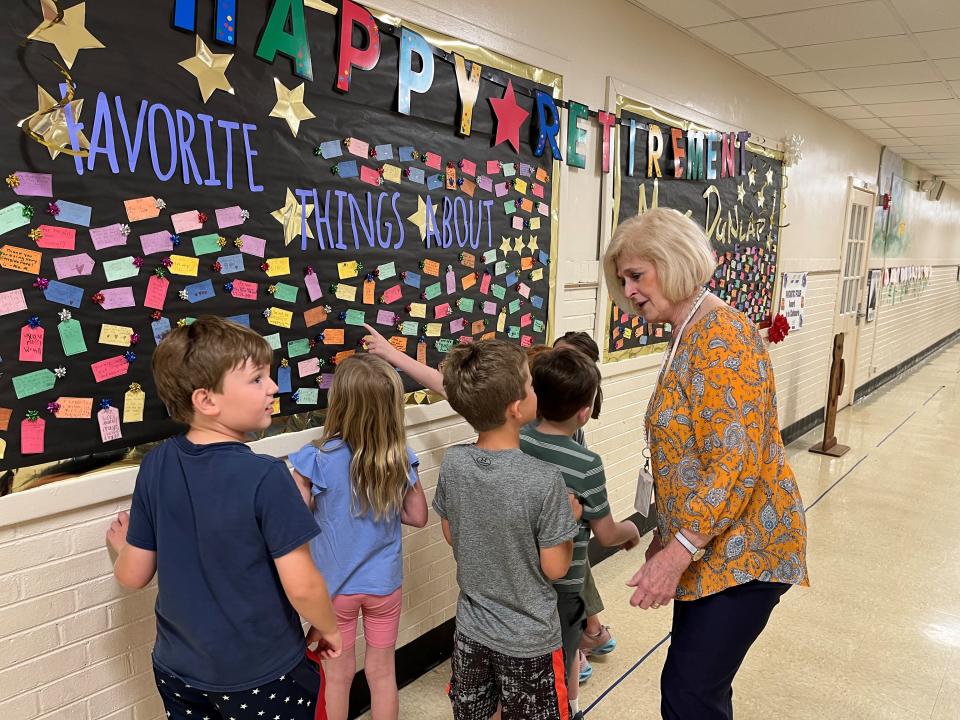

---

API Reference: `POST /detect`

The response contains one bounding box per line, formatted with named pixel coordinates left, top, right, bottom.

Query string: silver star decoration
left=54, top=366, right=67, bottom=378
left=58, top=309, right=72, bottom=322
left=156, top=198, right=167, bottom=210
left=120, top=224, right=131, bottom=236
left=179, top=290, right=189, bottom=300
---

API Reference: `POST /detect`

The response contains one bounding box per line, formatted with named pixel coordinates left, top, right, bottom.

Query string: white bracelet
left=674, top=530, right=700, bottom=556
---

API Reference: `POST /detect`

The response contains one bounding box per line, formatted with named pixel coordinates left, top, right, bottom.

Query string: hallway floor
left=365, top=340, right=960, bottom=719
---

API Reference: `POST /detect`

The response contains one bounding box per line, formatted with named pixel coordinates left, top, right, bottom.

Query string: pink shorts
left=333, top=588, right=403, bottom=651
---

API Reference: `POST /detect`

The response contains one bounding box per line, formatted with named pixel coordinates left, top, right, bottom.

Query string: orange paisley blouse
left=646, top=305, right=809, bottom=600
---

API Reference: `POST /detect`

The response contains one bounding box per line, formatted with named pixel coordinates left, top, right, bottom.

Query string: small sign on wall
left=866, top=269, right=881, bottom=323
left=780, top=272, right=807, bottom=331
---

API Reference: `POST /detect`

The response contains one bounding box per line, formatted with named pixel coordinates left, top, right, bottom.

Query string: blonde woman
left=290, top=354, right=429, bottom=720
left=603, top=208, right=808, bottom=720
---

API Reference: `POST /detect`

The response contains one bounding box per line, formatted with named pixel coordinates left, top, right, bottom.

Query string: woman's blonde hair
left=316, top=354, right=409, bottom=522
left=603, top=208, right=716, bottom=311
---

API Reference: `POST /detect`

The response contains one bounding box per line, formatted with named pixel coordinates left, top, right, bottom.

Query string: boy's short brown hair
left=530, top=347, right=601, bottom=423
left=553, top=332, right=603, bottom=419
left=442, top=340, right=529, bottom=432
left=151, top=315, right=274, bottom=423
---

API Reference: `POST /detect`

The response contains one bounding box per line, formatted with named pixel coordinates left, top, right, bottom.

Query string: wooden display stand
left=810, top=333, right=851, bottom=457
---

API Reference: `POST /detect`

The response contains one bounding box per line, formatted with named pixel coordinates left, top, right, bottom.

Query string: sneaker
left=580, top=626, right=617, bottom=657
left=572, top=713, right=585, bottom=720
left=578, top=650, right=592, bottom=684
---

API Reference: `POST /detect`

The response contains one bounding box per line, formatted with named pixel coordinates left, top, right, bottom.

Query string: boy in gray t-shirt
left=433, top=340, right=578, bottom=720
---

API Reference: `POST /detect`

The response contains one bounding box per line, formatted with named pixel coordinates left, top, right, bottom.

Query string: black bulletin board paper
left=0, top=0, right=558, bottom=470
left=606, top=103, right=783, bottom=362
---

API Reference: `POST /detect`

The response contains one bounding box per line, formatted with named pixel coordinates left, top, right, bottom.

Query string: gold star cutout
left=407, top=196, right=437, bottom=242
left=527, top=235, right=539, bottom=254
left=19, top=84, right=89, bottom=160
left=736, top=183, right=746, bottom=204
left=271, top=188, right=313, bottom=246
left=27, top=0, right=104, bottom=69
left=269, top=78, right=315, bottom=137
left=747, top=166, right=757, bottom=187
left=179, top=36, right=234, bottom=103
left=499, top=235, right=512, bottom=255
left=756, top=186, right=766, bottom=209
left=765, top=167, right=774, bottom=185
left=512, top=236, right=524, bottom=253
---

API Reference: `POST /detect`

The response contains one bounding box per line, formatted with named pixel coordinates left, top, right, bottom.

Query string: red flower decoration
left=212, top=261, right=222, bottom=272
left=260, top=261, right=270, bottom=272
left=151, top=310, right=162, bottom=321
left=91, top=292, right=105, bottom=305
left=767, top=313, right=790, bottom=344
left=197, top=211, right=208, bottom=224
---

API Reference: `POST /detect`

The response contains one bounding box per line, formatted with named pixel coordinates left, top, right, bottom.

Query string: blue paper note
left=43, top=280, right=84, bottom=308
left=185, top=279, right=215, bottom=303
left=505, top=272, right=518, bottom=287
left=403, top=271, right=421, bottom=289
left=426, top=174, right=444, bottom=191
left=538, top=251, right=550, bottom=266
left=531, top=295, right=544, bottom=309
left=226, top=313, right=250, bottom=327
left=406, top=167, right=426, bottom=184
left=54, top=200, right=92, bottom=227
left=399, top=146, right=416, bottom=161
left=217, top=253, right=245, bottom=274
left=277, top=366, right=292, bottom=394
left=319, top=140, right=342, bottom=159
left=151, top=317, right=171, bottom=345
left=336, top=160, right=359, bottom=179
left=374, top=144, right=393, bottom=160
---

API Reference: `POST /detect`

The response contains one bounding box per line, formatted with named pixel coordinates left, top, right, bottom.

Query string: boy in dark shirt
left=105, top=316, right=340, bottom=719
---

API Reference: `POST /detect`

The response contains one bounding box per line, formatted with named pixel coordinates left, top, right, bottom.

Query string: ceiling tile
left=847, top=82, right=953, bottom=104
left=735, top=49, right=807, bottom=75
left=866, top=99, right=960, bottom=117
left=885, top=113, right=960, bottom=127
left=914, top=29, right=960, bottom=59
left=821, top=61, right=939, bottom=89
left=824, top=105, right=874, bottom=119
left=690, top=21, right=775, bottom=53
left=905, top=127, right=960, bottom=138
left=846, top=117, right=892, bottom=129
left=790, top=36, right=923, bottom=70
left=936, top=59, right=960, bottom=80
left=749, top=2, right=903, bottom=48
left=951, top=81, right=960, bottom=95
left=719, top=0, right=841, bottom=17
left=889, top=0, right=960, bottom=33
left=798, top=89, right=855, bottom=107
left=769, top=72, right=834, bottom=92
left=628, top=0, right=733, bottom=28
left=862, top=128, right=904, bottom=139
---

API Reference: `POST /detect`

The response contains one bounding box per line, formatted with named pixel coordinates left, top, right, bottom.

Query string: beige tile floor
left=365, top=340, right=960, bottom=720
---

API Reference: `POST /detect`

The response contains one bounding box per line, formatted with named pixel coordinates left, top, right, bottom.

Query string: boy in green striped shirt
left=521, top=347, right=641, bottom=719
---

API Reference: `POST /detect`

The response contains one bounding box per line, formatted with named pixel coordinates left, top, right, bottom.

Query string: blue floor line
left=583, top=633, right=671, bottom=715
left=876, top=411, right=916, bottom=447
left=923, top=385, right=947, bottom=406
left=803, top=454, right=869, bottom=511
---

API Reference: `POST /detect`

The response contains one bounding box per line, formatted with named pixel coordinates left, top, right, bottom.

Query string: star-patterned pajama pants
left=153, top=656, right=324, bottom=720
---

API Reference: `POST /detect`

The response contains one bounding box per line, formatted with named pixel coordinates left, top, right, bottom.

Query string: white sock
left=570, top=697, right=580, bottom=715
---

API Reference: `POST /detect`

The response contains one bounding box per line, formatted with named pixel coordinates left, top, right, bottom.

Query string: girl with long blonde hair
left=290, top=354, right=428, bottom=720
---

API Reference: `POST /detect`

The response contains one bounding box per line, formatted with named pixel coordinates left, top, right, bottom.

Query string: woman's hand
left=644, top=533, right=662, bottom=562
left=626, top=540, right=690, bottom=610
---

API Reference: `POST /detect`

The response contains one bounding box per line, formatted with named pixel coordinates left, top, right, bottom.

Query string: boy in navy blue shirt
left=105, top=316, right=340, bottom=719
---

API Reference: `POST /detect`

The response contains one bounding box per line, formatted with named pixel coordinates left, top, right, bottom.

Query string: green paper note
left=458, top=298, right=475, bottom=313
left=287, top=339, right=311, bottom=357
left=508, top=299, right=522, bottom=314
left=272, top=282, right=299, bottom=303
left=59, top=319, right=87, bottom=356
left=503, top=200, right=516, bottom=215
left=264, top=333, right=282, bottom=350
left=423, top=282, right=441, bottom=301
left=533, top=319, right=545, bottom=333
left=435, top=338, right=454, bottom=353
left=378, top=261, right=397, bottom=280
left=192, top=234, right=222, bottom=256
left=508, top=325, right=520, bottom=339
left=495, top=261, right=507, bottom=276
left=0, top=203, right=30, bottom=235
left=492, top=284, right=506, bottom=300
left=102, top=256, right=140, bottom=283
left=502, top=163, right=516, bottom=177
left=401, top=321, right=419, bottom=336
left=344, top=309, right=366, bottom=326
left=295, top=387, right=319, bottom=405
left=13, top=369, right=56, bottom=399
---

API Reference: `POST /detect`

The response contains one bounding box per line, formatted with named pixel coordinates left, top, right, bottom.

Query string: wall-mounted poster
left=605, top=96, right=785, bottom=362
left=866, top=268, right=881, bottom=322
left=0, top=1, right=562, bottom=471
left=780, top=271, right=806, bottom=331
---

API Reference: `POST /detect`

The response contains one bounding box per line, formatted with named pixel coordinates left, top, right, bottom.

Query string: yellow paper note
left=123, top=388, right=145, bottom=423
left=272, top=398, right=281, bottom=415
left=408, top=302, right=426, bottom=318
left=265, top=257, right=291, bottom=277
left=531, top=268, right=544, bottom=282
left=514, top=179, right=528, bottom=195
left=624, top=328, right=633, bottom=340
left=267, top=307, right=294, bottom=328
left=0, top=438, right=5, bottom=459
left=530, top=217, right=541, bottom=230
left=169, top=254, right=199, bottom=277
left=335, top=284, right=357, bottom=302
left=337, top=260, right=359, bottom=279
left=99, top=324, right=134, bottom=347
left=425, top=322, right=442, bottom=337
left=382, top=164, right=402, bottom=183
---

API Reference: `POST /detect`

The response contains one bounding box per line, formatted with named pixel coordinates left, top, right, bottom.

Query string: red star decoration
left=489, top=80, right=529, bottom=153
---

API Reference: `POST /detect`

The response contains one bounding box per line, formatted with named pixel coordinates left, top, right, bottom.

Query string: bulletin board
left=0, top=0, right=561, bottom=472
left=604, top=96, right=785, bottom=362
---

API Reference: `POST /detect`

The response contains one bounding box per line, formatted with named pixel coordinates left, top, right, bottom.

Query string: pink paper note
left=460, top=159, right=477, bottom=177
left=376, top=309, right=396, bottom=326
left=12, top=172, right=53, bottom=197
left=486, top=161, right=500, bottom=175
left=297, top=358, right=321, bottom=377
left=511, top=216, right=524, bottom=230
left=19, top=325, right=44, bottom=362
left=425, top=152, right=441, bottom=170
left=446, top=270, right=456, bottom=294
left=532, top=183, right=545, bottom=199
left=238, top=234, right=266, bottom=257
left=520, top=313, right=532, bottom=328
left=360, top=165, right=382, bottom=186
left=517, top=282, right=531, bottom=298
left=89, top=224, right=127, bottom=250
left=215, top=205, right=244, bottom=229
left=381, top=284, right=403, bottom=304
left=435, top=303, right=452, bottom=319
left=36, top=225, right=76, bottom=250
left=0, top=288, right=28, bottom=316
left=495, top=182, right=509, bottom=197
left=91, top=356, right=130, bottom=382
left=140, top=230, right=173, bottom=255
left=450, top=318, right=466, bottom=333
left=99, top=287, right=135, bottom=310
left=53, top=253, right=95, bottom=280
left=21, top=418, right=46, bottom=454
left=171, top=210, right=202, bottom=234
left=539, top=203, right=550, bottom=216
left=347, top=139, right=370, bottom=158
left=477, top=176, right=493, bottom=192
left=144, top=275, right=169, bottom=310
left=231, top=279, right=258, bottom=300
left=98, top=406, right=122, bottom=442
left=483, top=300, right=497, bottom=315
left=304, top=272, right=323, bottom=302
